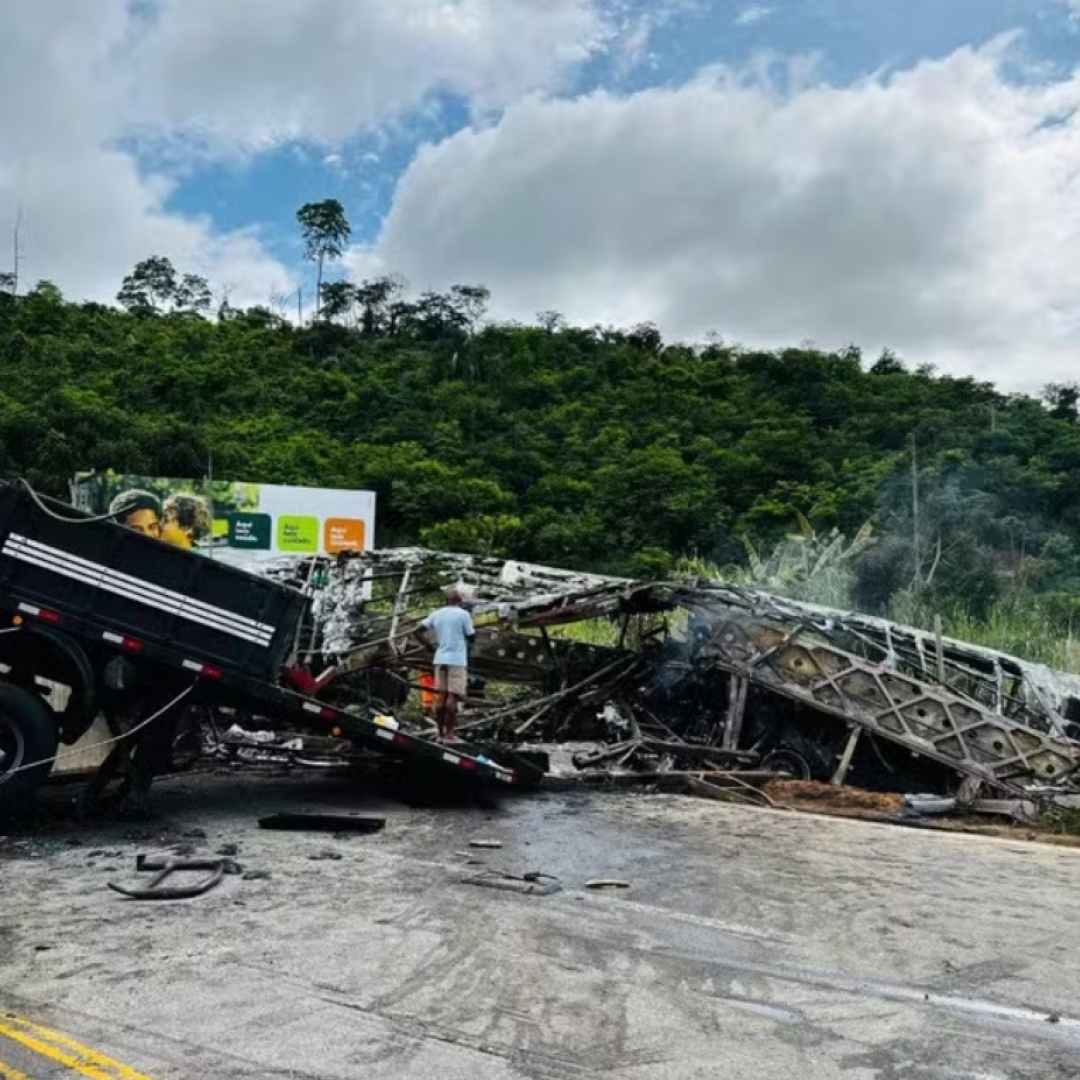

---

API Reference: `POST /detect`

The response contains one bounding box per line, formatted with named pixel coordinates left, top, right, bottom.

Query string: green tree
left=174, top=273, right=212, bottom=316
left=355, top=276, right=403, bottom=335
left=117, top=256, right=178, bottom=315
left=1045, top=382, right=1080, bottom=423
left=449, top=284, right=490, bottom=333
left=319, top=281, right=357, bottom=324
left=296, top=199, right=351, bottom=317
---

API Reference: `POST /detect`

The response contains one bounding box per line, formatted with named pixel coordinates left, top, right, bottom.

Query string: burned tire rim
left=0, top=714, right=27, bottom=785
left=762, top=748, right=812, bottom=781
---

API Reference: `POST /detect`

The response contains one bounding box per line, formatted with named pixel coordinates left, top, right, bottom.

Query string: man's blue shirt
left=422, top=606, right=475, bottom=667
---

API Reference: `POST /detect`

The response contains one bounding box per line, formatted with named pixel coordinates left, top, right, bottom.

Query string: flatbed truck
left=0, top=481, right=519, bottom=816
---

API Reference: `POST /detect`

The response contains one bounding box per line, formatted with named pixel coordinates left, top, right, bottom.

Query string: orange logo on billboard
left=324, top=518, right=366, bottom=554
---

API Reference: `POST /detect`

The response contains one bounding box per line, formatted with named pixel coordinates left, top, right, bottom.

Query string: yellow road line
left=0, top=1056, right=32, bottom=1080
left=0, top=1014, right=154, bottom=1080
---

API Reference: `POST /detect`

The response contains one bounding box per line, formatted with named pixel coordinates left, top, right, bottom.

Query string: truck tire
left=0, top=627, right=96, bottom=743
left=0, top=682, right=59, bottom=818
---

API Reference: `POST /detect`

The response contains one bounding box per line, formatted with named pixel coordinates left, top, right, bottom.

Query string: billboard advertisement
left=70, top=472, right=376, bottom=567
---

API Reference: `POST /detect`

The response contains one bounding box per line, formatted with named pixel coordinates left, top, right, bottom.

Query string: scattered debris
left=584, top=878, right=630, bottom=890
left=903, top=794, right=957, bottom=817
left=216, top=843, right=240, bottom=856
left=468, top=839, right=503, bottom=849
left=108, top=854, right=240, bottom=900
left=242, top=869, right=271, bottom=881
left=308, top=850, right=343, bottom=862
left=257, top=813, right=385, bottom=834
left=461, top=870, right=561, bottom=896
left=684, top=774, right=777, bottom=807
left=970, top=799, right=1038, bottom=823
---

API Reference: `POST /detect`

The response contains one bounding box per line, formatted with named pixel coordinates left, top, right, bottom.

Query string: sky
left=1, top=0, right=1079, bottom=390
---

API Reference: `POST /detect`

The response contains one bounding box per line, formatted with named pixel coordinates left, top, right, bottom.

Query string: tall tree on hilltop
left=297, top=199, right=351, bottom=317
left=1044, top=382, right=1080, bottom=424
left=174, top=273, right=212, bottom=316
left=117, top=256, right=179, bottom=315
left=319, top=281, right=357, bottom=324
left=449, top=284, right=490, bottom=333
left=116, top=257, right=211, bottom=317
left=355, top=275, right=404, bottom=335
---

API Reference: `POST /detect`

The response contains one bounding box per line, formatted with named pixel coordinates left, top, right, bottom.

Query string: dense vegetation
left=3, top=247, right=1080, bottom=665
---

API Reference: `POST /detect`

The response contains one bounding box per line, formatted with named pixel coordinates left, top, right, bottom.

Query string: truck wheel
left=0, top=683, right=59, bottom=818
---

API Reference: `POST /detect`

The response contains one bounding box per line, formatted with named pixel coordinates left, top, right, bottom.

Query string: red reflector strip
left=38, top=608, right=61, bottom=624
left=393, top=733, right=411, bottom=748
left=300, top=701, right=337, bottom=720
left=182, top=659, right=222, bottom=679
left=105, top=631, right=144, bottom=652
left=458, top=758, right=477, bottom=771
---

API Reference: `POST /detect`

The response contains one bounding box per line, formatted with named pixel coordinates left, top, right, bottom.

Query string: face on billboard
left=109, top=490, right=165, bottom=540
left=122, top=507, right=163, bottom=540
left=161, top=494, right=212, bottom=549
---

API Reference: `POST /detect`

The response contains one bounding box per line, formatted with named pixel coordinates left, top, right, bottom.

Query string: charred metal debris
left=261, top=549, right=1080, bottom=804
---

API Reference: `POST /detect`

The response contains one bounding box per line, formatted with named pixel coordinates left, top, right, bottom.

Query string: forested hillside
left=3, top=268, right=1080, bottom=658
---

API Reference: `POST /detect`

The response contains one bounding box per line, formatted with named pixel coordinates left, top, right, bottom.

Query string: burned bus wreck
left=268, top=548, right=1080, bottom=802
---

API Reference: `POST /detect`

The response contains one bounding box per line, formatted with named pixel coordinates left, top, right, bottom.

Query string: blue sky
left=160, top=0, right=1080, bottom=268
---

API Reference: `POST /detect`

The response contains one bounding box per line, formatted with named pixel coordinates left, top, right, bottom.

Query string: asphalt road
left=2, top=771, right=1079, bottom=1079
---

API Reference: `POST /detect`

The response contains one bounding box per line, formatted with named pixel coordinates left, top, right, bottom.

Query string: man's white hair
left=447, top=581, right=475, bottom=602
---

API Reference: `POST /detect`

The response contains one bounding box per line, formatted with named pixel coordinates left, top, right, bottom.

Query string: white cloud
left=353, top=45, right=1080, bottom=391
left=735, top=5, right=773, bottom=27
left=0, top=1, right=292, bottom=307
left=0, top=0, right=609, bottom=307
left=126, top=0, right=608, bottom=149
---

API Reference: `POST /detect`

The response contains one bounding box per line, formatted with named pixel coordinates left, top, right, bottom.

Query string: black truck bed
left=0, top=483, right=519, bottom=788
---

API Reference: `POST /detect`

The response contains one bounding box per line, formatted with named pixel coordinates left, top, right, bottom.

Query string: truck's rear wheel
left=0, top=682, right=59, bottom=818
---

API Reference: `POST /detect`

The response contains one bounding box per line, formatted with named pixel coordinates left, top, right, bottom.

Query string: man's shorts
left=434, top=665, right=468, bottom=698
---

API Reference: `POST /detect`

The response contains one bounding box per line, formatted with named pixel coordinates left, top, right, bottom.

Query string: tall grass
left=893, top=590, right=1080, bottom=674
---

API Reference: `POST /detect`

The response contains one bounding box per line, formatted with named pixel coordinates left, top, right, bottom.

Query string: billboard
left=71, top=472, right=376, bottom=567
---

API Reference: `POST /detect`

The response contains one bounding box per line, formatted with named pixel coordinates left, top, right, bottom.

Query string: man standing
left=418, top=588, right=475, bottom=743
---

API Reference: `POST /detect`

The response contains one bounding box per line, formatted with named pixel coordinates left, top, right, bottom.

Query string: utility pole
left=11, top=207, right=23, bottom=296
left=910, top=434, right=921, bottom=589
